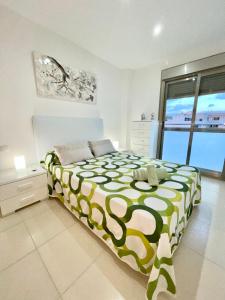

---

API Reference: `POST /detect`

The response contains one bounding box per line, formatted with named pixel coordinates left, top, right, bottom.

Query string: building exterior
left=166, top=111, right=225, bottom=128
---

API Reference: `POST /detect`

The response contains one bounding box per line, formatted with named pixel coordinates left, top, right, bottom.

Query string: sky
left=166, top=92, right=225, bottom=115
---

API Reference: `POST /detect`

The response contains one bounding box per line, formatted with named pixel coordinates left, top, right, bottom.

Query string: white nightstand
left=0, top=165, right=48, bottom=217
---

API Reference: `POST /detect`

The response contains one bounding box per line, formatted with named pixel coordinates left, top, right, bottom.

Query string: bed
left=42, top=150, right=201, bottom=300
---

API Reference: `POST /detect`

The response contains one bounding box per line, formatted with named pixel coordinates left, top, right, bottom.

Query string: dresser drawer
left=131, top=137, right=149, bottom=146
left=0, top=186, right=48, bottom=216
left=138, top=150, right=149, bottom=156
left=0, top=173, right=47, bottom=201
left=131, top=129, right=150, bottom=138
left=131, top=122, right=150, bottom=130
left=131, top=145, right=149, bottom=154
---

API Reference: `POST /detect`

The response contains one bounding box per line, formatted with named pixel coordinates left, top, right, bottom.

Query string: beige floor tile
left=38, top=228, right=99, bottom=293
left=201, top=177, right=225, bottom=205
left=48, top=201, right=75, bottom=228
left=191, top=201, right=213, bottom=224
left=158, top=291, right=193, bottom=300
left=85, top=249, right=148, bottom=300
left=45, top=198, right=65, bottom=210
left=67, top=221, right=103, bottom=259
left=173, top=245, right=205, bottom=298
left=192, top=203, right=225, bottom=233
left=182, top=212, right=225, bottom=270
left=34, top=198, right=75, bottom=228
left=24, top=209, right=71, bottom=247
left=173, top=242, right=225, bottom=299
left=0, top=212, right=22, bottom=232
left=18, top=199, right=51, bottom=220
left=212, top=207, right=225, bottom=232
left=0, top=251, right=59, bottom=300
left=204, top=228, right=225, bottom=270
left=22, top=198, right=75, bottom=227
left=62, top=263, right=125, bottom=300
left=196, top=258, right=225, bottom=300
left=0, top=223, right=35, bottom=271
left=182, top=211, right=211, bottom=255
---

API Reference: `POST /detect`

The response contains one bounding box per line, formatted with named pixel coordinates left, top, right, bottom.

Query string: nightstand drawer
left=0, top=173, right=47, bottom=201
left=0, top=186, right=48, bottom=216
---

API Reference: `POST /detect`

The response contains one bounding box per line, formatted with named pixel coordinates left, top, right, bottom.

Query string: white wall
left=0, top=6, right=129, bottom=169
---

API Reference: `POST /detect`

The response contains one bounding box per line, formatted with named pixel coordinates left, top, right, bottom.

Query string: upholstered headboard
left=32, top=116, right=104, bottom=159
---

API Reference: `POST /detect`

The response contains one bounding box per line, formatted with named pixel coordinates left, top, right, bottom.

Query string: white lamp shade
left=14, top=155, right=26, bottom=170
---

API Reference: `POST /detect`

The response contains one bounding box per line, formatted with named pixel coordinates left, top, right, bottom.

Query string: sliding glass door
left=159, top=68, right=225, bottom=178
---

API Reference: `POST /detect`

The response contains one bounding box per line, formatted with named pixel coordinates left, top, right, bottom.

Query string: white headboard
left=32, top=116, right=104, bottom=159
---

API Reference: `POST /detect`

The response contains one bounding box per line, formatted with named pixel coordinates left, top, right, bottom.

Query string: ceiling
left=1, top=0, right=225, bottom=69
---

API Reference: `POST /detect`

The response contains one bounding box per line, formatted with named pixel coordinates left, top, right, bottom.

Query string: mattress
left=43, top=151, right=201, bottom=300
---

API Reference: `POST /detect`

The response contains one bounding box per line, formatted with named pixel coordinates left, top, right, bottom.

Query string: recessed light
left=153, top=24, right=163, bottom=37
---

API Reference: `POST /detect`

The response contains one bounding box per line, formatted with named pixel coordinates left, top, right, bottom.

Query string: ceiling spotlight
left=153, top=24, right=163, bottom=37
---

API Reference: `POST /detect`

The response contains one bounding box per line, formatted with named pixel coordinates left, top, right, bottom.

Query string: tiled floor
left=0, top=176, right=225, bottom=300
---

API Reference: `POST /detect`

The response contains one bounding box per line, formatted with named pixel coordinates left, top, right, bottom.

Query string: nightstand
left=0, top=165, right=48, bottom=217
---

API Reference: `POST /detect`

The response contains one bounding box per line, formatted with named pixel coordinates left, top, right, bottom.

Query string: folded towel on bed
left=133, top=168, right=148, bottom=181
left=146, top=165, right=159, bottom=186
left=133, top=165, right=169, bottom=186
left=156, top=167, right=169, bottom=180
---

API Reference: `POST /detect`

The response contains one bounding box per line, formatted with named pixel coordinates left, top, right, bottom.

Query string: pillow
left=54, top=142, right=94, bottom=165
left=89, top=139, right=116, bottom=157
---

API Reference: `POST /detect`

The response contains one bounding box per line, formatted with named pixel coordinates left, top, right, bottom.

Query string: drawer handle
left=17, top=182, right=33, bottom=192
left=20, top=194, right=34, bottom=204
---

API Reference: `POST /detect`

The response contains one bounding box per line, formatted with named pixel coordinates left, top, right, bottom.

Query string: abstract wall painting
left=32, top=52, right=97, bottom=104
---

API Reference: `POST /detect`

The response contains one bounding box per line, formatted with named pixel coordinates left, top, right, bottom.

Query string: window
left=160, top=70, right=225, bottom=177
left=196, top=93, right=225, bottom=129
left=164, top=78, right=196, bottom=129
left=190, top=132, right=225, bottom=172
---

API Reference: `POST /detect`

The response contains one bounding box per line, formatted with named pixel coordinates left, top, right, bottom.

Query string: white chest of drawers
left=130, top=121, right=158, bottom=157
left=0, top=165, right=48, bottom=216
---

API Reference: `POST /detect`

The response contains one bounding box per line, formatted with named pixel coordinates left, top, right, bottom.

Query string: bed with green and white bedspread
left=43, top=151, right=201, bottom=300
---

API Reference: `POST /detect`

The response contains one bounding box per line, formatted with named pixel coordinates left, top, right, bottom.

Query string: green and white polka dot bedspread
left=43, top=151, right=201, bottom=300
